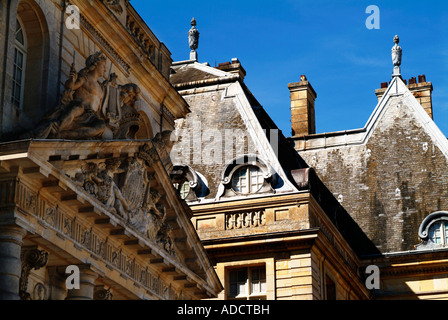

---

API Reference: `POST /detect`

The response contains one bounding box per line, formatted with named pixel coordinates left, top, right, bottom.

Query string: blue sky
left=132, top=0, right=448, bottom=137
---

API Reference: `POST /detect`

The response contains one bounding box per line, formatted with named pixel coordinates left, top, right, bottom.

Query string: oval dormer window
left=231, top=166, right=264, bottom=194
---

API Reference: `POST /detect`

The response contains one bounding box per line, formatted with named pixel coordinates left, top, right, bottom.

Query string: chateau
left=0, top=0, right=447, bottom=301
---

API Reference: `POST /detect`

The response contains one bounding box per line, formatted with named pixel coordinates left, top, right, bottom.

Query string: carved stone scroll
left=20, top=248, right=49, bottom=300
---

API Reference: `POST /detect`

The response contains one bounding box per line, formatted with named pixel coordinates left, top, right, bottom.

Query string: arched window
left=216, top=155, right=276, bottom=200
left=12, top=18, right=27, bottom=110
left=12, top=0, right=51, bottom=125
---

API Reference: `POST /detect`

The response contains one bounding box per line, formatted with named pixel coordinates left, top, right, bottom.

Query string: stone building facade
left=170, top=30, right=448, bottom=300
left=289, top=41, right=448, bottom=299
left=1, top=0, right=447, bottom=302
left=170, top=57, right=379, bottom=300
left=0, top=0, right=222, bottom=300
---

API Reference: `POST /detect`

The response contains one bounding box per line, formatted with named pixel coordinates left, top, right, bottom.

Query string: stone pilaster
left=0, top=225, right=27, bottom=300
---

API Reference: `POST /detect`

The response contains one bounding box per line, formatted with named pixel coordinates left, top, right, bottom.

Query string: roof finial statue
left=188, top=17, right=199, bottom=61
left=391, top=35, right=402, bottom=77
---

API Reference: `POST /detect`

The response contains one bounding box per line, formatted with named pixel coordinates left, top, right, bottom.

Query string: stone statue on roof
left=392, top=35, right=402, bottom=67
left=188, top=17, right=199, bottom=51
left=392, top=35, right=402, bottom=77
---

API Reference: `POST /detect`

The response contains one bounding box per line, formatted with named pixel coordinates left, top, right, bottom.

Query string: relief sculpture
left=73, top=153, right=176, bottom=256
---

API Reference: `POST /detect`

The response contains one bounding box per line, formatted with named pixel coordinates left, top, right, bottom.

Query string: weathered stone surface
left=294, top=79, right=448, bottom=253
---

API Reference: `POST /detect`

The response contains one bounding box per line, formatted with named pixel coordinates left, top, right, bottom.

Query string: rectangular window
left=228, top=266, right=266, bottom=300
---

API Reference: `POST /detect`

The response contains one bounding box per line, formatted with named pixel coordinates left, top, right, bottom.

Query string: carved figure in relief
left=73, top=156, right=177, bottom=257
left=97, top=159, right=130, bottom=219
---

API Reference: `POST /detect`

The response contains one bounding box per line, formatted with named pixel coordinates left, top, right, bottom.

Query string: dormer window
left=216, top=155, right=276, bottom=200
left=231, top=165, right=264, bottom=194
left=417, top=211, right=448, bottom=250
left=428, top=221, right=448, bottom=245
left=170, top=165, right=209, bottom=202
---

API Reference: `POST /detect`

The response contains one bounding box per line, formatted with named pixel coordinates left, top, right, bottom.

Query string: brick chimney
left=288, top=75, right=317, bottom=137
left=375, top=75, right=434, bottom=119
left=215, top=58, right=246, bottom=80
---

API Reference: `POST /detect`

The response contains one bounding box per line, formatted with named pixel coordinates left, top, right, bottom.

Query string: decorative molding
left=125, top=12, right=154, bottom=61
left=79, top=14, right=130, bottom=73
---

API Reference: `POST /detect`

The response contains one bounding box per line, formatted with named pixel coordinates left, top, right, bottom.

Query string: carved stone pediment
left=66, top=144, right=176, bottom=257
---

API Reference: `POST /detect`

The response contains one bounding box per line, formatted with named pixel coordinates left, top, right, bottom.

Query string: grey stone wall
left=299, top=97, right=448, bottom=253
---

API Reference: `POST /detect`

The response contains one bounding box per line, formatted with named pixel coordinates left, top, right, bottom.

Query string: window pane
left=16, top=29, right=24, bottom=45
left=260, top=281, right=267, bottom=293
left=429, top=222, right=442, bottom=244
left=229, top=271, right=237, bottom=283
left=232, top=168, right=248, bottom=193
left=237, top=269, right=247, bottom=282
left=444, top=222, right=448, bottom=245
left=15, top=67, right=22, bottom=83
left=251, top=269, right=260, bottom=281
left=251, top=281, right=260, bottom=294
left=16, top=50, right=23, bottom=66
left=14, top=83, right=21, bottom=101
left=249, top=166, right=263, bottom=192
left=15, top=20, right=25, bottom=45
left=238, top=283, right=246, bottom=295
left=229, top=283, right=237, bottom=297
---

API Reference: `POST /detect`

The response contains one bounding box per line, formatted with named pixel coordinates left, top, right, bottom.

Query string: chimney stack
left=215, top=58, right=246, bottom=80
left=288, top=75, right=317, bottom=137
left=375, top=75, right=434, bottom=119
